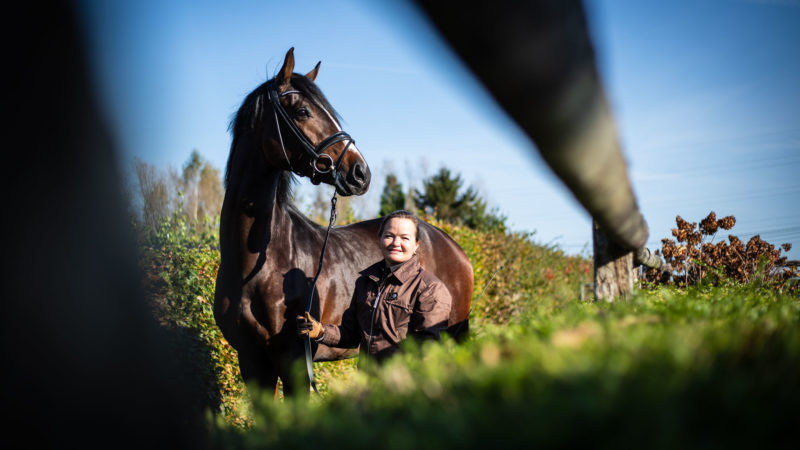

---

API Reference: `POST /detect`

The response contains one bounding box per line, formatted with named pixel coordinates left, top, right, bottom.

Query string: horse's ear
left=305, top=61, right=321, bottom=81
left=277, top=47, right=295, bottom=85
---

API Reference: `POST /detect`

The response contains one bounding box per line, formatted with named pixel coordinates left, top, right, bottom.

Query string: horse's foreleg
left=278, top=342, right=312, bottom=398
left=235, top=341, right=280, bottom=400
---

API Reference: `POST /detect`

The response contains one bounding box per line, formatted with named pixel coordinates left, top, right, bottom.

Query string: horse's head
left=260, top=48, right=370, bottom=196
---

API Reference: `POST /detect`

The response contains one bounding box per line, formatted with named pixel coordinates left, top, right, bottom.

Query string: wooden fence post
left=593, top=221, right=634, bottom=301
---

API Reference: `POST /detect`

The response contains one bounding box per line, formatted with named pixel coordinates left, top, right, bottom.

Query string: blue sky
left=79, top=0, right=800, bottom=260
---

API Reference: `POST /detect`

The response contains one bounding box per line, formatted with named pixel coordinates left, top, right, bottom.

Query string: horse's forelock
left=290, top=75, right=342, bottom=123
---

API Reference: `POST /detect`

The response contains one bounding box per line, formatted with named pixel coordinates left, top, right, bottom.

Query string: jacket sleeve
left=320, top=284, right=361, bottom=348
left=410, top=277, right=452, bottom=341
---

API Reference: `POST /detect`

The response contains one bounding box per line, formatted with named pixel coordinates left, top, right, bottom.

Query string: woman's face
left=380, top=218, right=420, bottom=265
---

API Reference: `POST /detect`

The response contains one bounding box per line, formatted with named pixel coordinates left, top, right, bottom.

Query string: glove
left=296, top=311, right=325, bottom=340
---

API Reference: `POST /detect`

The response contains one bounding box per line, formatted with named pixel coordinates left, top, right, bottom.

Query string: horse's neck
left=261, top=170, right=296, bottom=239
left=224, top=166, right=316, bottom=252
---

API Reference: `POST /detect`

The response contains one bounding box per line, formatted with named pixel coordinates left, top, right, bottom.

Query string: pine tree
left=379, top=174, right=406, bottom=216
left=414, top=167, right=505, bottom=231
left=414, top=167, right=475, bottom=221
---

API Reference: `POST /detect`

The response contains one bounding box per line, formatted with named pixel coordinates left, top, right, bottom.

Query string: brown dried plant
left=643, top=211, right=796, bottom=289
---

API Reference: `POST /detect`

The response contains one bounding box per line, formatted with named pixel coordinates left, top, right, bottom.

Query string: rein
left=303, top=192, right=338, bottom=396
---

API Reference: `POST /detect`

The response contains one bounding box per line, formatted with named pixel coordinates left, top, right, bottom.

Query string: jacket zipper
left=367, top=286, right=383, bottom=353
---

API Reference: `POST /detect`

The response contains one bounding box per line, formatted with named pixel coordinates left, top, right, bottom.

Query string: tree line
left=130, top=150, right=506, bottom=232
left=131, top=150, right=223, bottom=233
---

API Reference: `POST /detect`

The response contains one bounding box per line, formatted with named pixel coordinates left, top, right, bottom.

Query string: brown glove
left=296, top=311, right=325, bottom=340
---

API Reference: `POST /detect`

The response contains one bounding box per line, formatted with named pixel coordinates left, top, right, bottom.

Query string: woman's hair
left=378, top=210, right=420, bottom=242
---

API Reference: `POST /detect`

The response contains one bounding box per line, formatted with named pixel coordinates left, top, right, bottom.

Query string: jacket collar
left=367, top=254, right=421, bottom=284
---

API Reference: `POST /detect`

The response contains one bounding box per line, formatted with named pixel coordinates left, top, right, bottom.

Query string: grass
left=210, top=283, right=800, bottom=449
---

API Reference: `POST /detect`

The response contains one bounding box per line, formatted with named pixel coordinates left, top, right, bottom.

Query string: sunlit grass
left=212, top=285, right=800, bottom=449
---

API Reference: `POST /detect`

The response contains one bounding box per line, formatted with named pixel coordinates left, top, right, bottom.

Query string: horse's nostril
left=353, top=162, right=366, bottom=182
left=346, top=161, right=370, bottom=190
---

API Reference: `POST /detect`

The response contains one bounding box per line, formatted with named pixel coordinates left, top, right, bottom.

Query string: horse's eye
left=295, top=108, right=311, bottom=119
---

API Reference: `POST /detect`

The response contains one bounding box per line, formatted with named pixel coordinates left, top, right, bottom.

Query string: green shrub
left=433, top=219, right=592, bottom=326
left=136, top=214, right=252, bottom=429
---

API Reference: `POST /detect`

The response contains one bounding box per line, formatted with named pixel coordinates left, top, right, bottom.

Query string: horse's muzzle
left=335, top=157, right=370, bottom=196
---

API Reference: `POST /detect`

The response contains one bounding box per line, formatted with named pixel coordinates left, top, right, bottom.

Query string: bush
left=643, top=212, right=796, bottom=290
left=433, top=218, right=592, bottom=326
left=136, top=213, right=252, bottom=429
left=135, top=212, right=593, bottom=428
left=137, top=209, right=800, bottom=448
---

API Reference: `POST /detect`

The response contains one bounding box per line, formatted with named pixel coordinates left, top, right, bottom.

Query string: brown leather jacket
left=320, top=254, right=452, bottom=362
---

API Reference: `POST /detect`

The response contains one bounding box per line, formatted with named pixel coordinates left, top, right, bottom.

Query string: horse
left=214, top=48, right=474, bottom=396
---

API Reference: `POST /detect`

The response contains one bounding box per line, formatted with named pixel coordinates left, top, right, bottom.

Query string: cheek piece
left=266, top=79, right=354, bottom=188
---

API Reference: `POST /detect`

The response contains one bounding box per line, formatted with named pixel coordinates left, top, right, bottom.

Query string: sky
left=78, top=0, right=800, bottom=261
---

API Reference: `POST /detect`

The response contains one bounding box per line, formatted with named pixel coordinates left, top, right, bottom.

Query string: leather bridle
left=265, top=79, right=355, bottom=187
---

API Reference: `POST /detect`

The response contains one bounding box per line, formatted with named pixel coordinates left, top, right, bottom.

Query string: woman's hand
left=296, top=312, right=325, bottom=339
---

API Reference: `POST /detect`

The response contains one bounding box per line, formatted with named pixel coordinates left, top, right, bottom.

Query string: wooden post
left=593, top=221, right=634, bottom=301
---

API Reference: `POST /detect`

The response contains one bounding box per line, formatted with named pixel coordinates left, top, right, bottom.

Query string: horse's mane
left=224, top=73, right=342, bottom=204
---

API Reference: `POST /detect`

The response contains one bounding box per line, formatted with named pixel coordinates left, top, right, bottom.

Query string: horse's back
left=418, top=222, right=474, bottom=335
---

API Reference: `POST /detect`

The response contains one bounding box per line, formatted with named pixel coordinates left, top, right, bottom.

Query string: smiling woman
left=298, top=209, right=454, bottom=363
left=380, top=210, right=421, bottom=265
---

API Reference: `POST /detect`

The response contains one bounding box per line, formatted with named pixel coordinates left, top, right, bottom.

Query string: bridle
left=265, top=79, right=355, bottom=187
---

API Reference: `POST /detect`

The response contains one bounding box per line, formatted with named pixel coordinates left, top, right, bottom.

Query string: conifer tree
left=414, top=167, right=505, bottom=231
left=379, top=173, right=406, bottom=216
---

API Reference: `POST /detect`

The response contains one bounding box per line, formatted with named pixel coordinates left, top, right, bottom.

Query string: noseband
left=266, top=79, right=355, bottom=183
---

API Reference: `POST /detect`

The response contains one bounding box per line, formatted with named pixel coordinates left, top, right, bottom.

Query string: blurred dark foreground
left=1, top=3, right=207, bottom=449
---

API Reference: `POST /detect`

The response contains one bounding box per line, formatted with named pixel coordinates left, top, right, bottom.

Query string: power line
left=632, top=126, right=800, bottom=152
left=644, top=186, right=800, bottom=208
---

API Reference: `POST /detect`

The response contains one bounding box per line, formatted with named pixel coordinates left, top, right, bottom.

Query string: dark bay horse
left=214, top=48, right=474, bottom=395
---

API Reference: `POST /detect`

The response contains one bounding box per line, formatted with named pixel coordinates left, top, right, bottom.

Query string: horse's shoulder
left=357, top=260, right=383, bottom=278
left=418, top=266, right=447, bottom=286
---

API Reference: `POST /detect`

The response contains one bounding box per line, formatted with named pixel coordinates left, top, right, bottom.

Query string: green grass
left=211, top=285, right=800, bottom=449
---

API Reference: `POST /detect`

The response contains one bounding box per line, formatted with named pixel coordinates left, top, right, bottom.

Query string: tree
left=415, top=167, right=466, bottom=220
left=176, top=150, right=203, bottom=221
left=307, top=186, right=357, bottom=226
left=134, top=157, right=172, bottom=230
left=379, top=174, right=407, bottom=216
left=464, top=198, right=507, bottom=232
left=198, top=163, right=223, bottom=222
left=414, top=167, right=504, bottom=231
left=172, top=150, right=223, bottom=230
left=132, top=150, right=223, bottom=233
